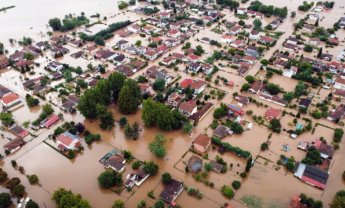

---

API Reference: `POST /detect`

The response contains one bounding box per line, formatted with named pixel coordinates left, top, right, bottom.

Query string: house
left=180, top=79, right=206, bottom=94
left=144, top=49, right=159, bottom=61
left=125, top=168, right=150, bottom=188
left=249, top=80, right=263, bottom=94
left=188, top=62, right=202, bottom=73
left=167, top=29, right=180, bottom=38
left=186, top=155, right=203, bottom=173
left=156, top=45, right=169, bottom=55
left=209, top=160, right=224, bottom=173
left=9, top=125, right=29, bottom=138
left=213, top=125, right=233, bottom=138
left=230, top=39, right=244, bottom=49
left=167, top=92, right=183, bottom=108
left=95, top=49, right=116, bottom=61
left=340, top=16, right=345, bottom=27
left=286, top=36, right=298, bottom=45
left=298, top=98, right=312, bottom=109
left=264, top=108, right=281, bottom=121
left=269, top=20, right=280, bottom=30
left=202, top=63, right=213, bottom=75
left=15, top=60, right=33, bottom=68
left=237, top=7, right=247, bottom=15
left=0, top=85, right=11, bottom=98
left=62, top=95, right=80, bottom=112
left=9, top=51, right=26, bottom=62
left=229, top=26, right=242, bottom=35
left=334, top=77, right=345, bottom=90
left=249, top=30, right=260, bottom=40
left=103, top=153, right=126, bottom=173
left=0, top=56, right=9, bottom=69
left=294, top=163, right=329, bottom=190
left=159, top=179, right=184, bottom=204
left=41, top=114, right=60, bottom=128
left=142, top=26, right=155, bottom=35
left=56, top=131, right=82, bottom=151
left=189, top=102, right=214, bottom=123
left=221, top=35, right=234, bottom=44
left=1, top=93, right=21, bottom=108
left=327, top=105, right=345, bottom=122
left=51, top=45, right=69, bottom=57
left=235, top=95, right=250, bottom=107
left=162, top=56, right=176, bottom=66
left=191, top=134, right=211, bottom=154
left=113, top=53, right=126, bottom=65
left=309, top=38, right=320, bottom=46
left=47, top=61, right=64, bottom=71
left=127, top=24, right=141, bottom=33
left=115, top=40, right=129, bottom=50
left=259, top=36, right=275, bottom=46
left=179, top=100, right=197, bottom=117
left=156, top=70, right=172, bottom=85
left=312, top=139, right=334, bottom=159
left=3, top=138, right=25, bottom=153
left=227, top=104, right=244, bottom=116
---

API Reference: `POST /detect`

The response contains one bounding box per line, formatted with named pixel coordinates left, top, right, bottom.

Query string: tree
left=0, top=112, right=14, bottom=126
left=98, top=170, right=122, bottom=189
left=154, top=200, right=165, bottom=208
left=75, top=122, right=85, bottom=133
left=143, top=161, right=159, bottom=176
left=230, top=122, right=244, bottom=134
left=112, top=200, right=124, bottom=208
left=291, top=11, right=296, bottom=17
left=260, top=59, right=269, bottom=66
left=119, top=117, right=128, bottom=128
left=182, top=122, right=193, bottom=134
left=0, top=192, right=12, bottom=208
left=194, top=45, right=205, bottom=56
left=48, top=18, right=62, bottom=31
left=96, top=104, right=114, bottom=129
left=317, top=47, right=323, bottom=58
left=302, top=147, right=322, bottom=165
left=261, top=142, right=269, bottom=151
left=28, top=175, right=39, bottom=184
left=12, top=184, right=25, bottom=197
left=52, top=188, right=91, bottom=208
left=118, top=79, right=141, bottom=114
left=137, top=200, right=146, bottom=208
left=331, top=190, right=345, bottom=208
left=265, top=83, right=281, bottom=95
left=149, top=134, right=167, bottom=158
left=245, top=75, right=255, bottom=84
left=213, top=104, right=228, bottom=119
left=283, top=92, right=294, bottom=102
left=221, top=185, right=234, bottom=199
left=108, top=72, right=126, bottom=102
left=231, top=180, right=241, bottom=190
left=304, top=45, right=313, bottom=52
left=253, top=19, right=262, bottom=30
left=294, top=81, right=307, bottom=97
left=241, top=83, right=250, bottom=91
left=161, top=172, right=172, bottom=185
left=269, top=119, right=281, bottom=133
left=25, top=200, right=39, bottom=208
left=153, top=79, right=165, bottom=91
left=333, top=128, right=344, bottom=143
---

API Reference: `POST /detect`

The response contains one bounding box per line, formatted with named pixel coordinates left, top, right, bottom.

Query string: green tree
left=331, top=190, right=345, bottom=208
left=221, top=185, right=234, bottom=199
left=118, top=79, right=141, bottom=114
left=25, top=200, right=39, bottom=208
left=265, top=83, right=281, bottom=95
left=269, top=119, right=281, bottom=133
left=333, top=128, right=344, bottom=143
left=182, top=122, right=193, bottom=134
left=161, top=172, right=172, bottom=185
left=149, top=134, right=167, bottom=158
left=119, top=117, right=128, bottom=128
left=0, top=112, right=14, bottom=126
left=0, top=192, right=12, bottom=208
left=153, top=79, right=165, bottom=91
left=302, top=147, right=322, bottom=165
left=137, top=200, right=146, bottom=208
left=245, top=75, right=255, bottom=84
left=48, top=18, right=62, bottom=31
left=96, top=104, right=114, bottom=129
left=231, top=180, right=241, bottom=190
left=52, top=188, right=91, bottom=208
left=98, top=170, right=123, bottom=189
left=112, top=200, right=124, bottom=208
left=108, top=72, right=126, bottom=102
left=12, top=184, right=25, bottom=197
left=143, top=161, right=159, bottom=176
left=28, top=175, right=39, bottom=184
left=253, top=19, right=262, bottom=30
left=283, top=92, right=294, bottom=102
left=154, top=200, right=165, bottom=208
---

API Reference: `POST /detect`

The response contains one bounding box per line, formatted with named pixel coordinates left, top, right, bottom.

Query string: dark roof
left=159, top=179, right=183, bottom=203
left=187, top=155, right=202, bottom=172
left=213, top=125, right=231, bottom=138
left=299, top=98, right=311, bottom=108
left=4, top=138, right=25, bottom=150
left=303, top=164, right=329, bottom=185
left=209, top=160, right=223, bottom=172
left=0, top=85, right=10, bottom=98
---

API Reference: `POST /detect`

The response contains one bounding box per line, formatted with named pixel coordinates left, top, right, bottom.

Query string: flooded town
left=0, top=0, right=345, bottom=207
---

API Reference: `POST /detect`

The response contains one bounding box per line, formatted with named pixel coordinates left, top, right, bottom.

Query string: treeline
left=77, top=72, right=141, bottom=129
left=48, top=14, right=89, bottom=32
left=248, top=1, right=288, bottom=18
left=79, top=20, right=131, bottom=45
left=216, top=0, right=239, bottom=10
left=142, top=99, right=187, bottom=131
left=212, top=137, right=251, bottom=159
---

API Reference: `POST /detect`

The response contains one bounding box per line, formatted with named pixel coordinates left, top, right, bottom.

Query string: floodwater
left=1, top=0, right=345, bottom=208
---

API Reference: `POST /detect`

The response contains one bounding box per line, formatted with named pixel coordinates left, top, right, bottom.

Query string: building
left=312, top=140, right=334, bottom=159
left=191, top=134, right=211, bottom=154
left=9, top=125, right=29, bottom=138
left=41, top=114, right=60, bottom=128
left=227, top=104, right=244, bottom=116
left=213, top=125, right=233, bottom=138
left=294, top=163, right=329, bottom=190
left=167, top=92, right=183, bottom=108
left=159, top=179, right=184, bottom=204
left=0, top=56, right=9, bottom=69
left=186, top=155, right=202, bottom=173
left=125, top=168, right=150, bottom=188
left=209, top=160, right=224, bottom=173
left=180, top=79, right=206, bottom=94
left=56, top=131, right=82, bottom=151
left=327, top=105, right=345, bottom=122
left=103, top=154, right=126, bottom=173
left=179, top=100, right=197, bottom=117
left=3, top=138, right=25, bottom=153
left=249, top=80, right=263, bottom=94
left=264, top=108, right=281, bottom=121
left=334, top=77, right=345, bottom=90
left=298, top=98, right=312, bottom=109
left=1, top=93, right=21, bottom=108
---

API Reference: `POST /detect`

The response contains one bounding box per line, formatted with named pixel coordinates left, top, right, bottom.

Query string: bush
left=132, top=161, right=141, bottom=170
left=112, top=200, right=124, bottom=208
left=98, top=170, right=123, bottom=189
left=137, top=200, right=146, bottom=208
left=161, top=172, right=172, bottom=185
left=221, top=185, right=234, bottom=199
left=28, top=175, right=39, bottom=185
left=231, top=180, right=241, bottom=190
left=0, top=192, right=12, bottom=208
left=333, top=128, right=344, bottom=143
left=261, top=142, right=269, bottom=151
left=12, top=184, right=25, bottom=197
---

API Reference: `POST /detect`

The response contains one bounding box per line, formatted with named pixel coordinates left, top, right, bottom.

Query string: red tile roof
left=2, top=93, right=20, bottom=105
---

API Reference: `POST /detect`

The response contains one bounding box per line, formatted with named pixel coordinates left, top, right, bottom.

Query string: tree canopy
left=52, top=188, right=91, bottom=208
